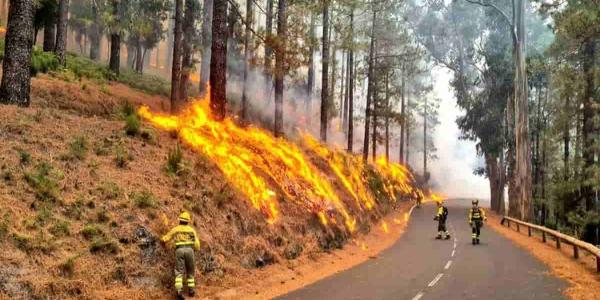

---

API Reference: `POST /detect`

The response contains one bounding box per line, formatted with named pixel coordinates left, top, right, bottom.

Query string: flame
left=139, top=86, right=425, bottom=232
left=0, top=27, right=6, bottom=34
left=381, top=221, right=389, bottom=233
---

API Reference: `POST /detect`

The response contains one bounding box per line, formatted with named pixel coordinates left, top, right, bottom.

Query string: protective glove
left=434, top=216, right=439, bottom=221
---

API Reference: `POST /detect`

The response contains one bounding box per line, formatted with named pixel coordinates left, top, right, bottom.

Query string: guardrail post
left=542, top=231, right=546, bottom=243
left=556, top=237, right=561, bottom=249
left=528, top=227, right=531, bottom=237
left=507, top=220, right=510, bottom=228
left=517, top=223, right=520, bottom=232
left=573, top=245, right=579, bottom=259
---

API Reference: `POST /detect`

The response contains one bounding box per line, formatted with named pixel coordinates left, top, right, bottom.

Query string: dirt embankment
left=488, top=214, right=600, bottom=300
left=0, top=74, right=418, bottom=299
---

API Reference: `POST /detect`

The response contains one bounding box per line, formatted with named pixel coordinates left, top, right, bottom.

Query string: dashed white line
left=451, top=249, right=455, bottom=257
left=428, top=273, right=444, bottom=287
left=411, top=292, right=424, bottom=300
left=444, top=260, right=453, bottom=270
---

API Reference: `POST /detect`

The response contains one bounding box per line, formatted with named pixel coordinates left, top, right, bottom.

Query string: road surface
left=278, top=199, right=566, bottom=300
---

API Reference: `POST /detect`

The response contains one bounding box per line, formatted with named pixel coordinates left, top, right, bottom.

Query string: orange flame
left=138, top=87, right=425, bottom=232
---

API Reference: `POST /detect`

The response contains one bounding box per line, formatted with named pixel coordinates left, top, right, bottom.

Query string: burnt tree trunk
left=199, top=0, right=213, bottom=94
left=346, top=9, right=354, bottom=153
left=210, top=0, right=228, bottom=120
left=54, top=0, right=69, bottom=65
left=109, top=0, right=121, bottom=76
left=264, top=0, right=274, bottom=101
left=399, top=67, right=405, bottom=164
left=384, top=73, right=390, bottom=161
left=171, top=0, right=184, bottom=113
left=241, top=0, right=254, bottom=121
left=306, top=13, right=315, bottom=117
left=43, top=14, right=56, bottom=52
left=320, top=0, right=330, bottom=142
left=274, top=0, right=287, bottom=137
left=179, top=0, right=197, bottom=103
left=89, top=0, right=100, bottom=60
left=0, top=0, right=35, bottom=106
left=363, top=8, right=376, bottom=161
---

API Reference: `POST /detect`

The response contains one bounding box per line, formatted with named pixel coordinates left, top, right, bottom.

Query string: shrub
left=132, top=190, right=157, bottom=209
left=59, top=256, right=77, bottom=278
left=114, top=146, right=132, bottom=168
left=118, top=101, right=136, bottom=119
left=89, top=237, right=119, bottom=254
left=64, top=198, right=85, bottom=220
left=49, top=220, right=70, bottom=237
left=18, top=150, right=31, bottom=165
left=64, top=54, right=110, bottom=82
left=24, top=162, right=62, bottom=202
left=35, top=205, right=53, bottom=227
left=118, top=69, right=170, bottom=96
left=124, top=114, right=141, bottom=136
left=12, top=233, right=32, bottom=251
left=61, top=135, right=88, bottom=161
left=96, top=210, right=110, bottom=223
left=166, top=144, right=184, bottom=175
left=31, top=50, right=60, bottom=76
left=97, top=181, right=122, bottom=200
left=81, top=224, right=104, bottom=240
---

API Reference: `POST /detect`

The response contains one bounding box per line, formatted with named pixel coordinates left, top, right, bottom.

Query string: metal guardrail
left=501, top=216, right=600, bottom=273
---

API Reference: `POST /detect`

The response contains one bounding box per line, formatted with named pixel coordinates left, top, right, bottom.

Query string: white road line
left=444, top=261, right=452, bottom=270
left=428, top=273, right=444, bottom=287
left=411, top=292, right=424, bottom=300
left=451, top=249, right=455, bottom=257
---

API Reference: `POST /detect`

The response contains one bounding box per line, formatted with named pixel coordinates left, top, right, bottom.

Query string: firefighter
left=434, top=201, right=450, bottom=240
left=415, top=191, right=423, bottom=208
left=161, top=211, right=201, bottom=299
left=468, top=199, right=487, bottom=244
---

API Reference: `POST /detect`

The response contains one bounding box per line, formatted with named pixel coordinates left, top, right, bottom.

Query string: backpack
left=442, top=207, right=449, bottom=219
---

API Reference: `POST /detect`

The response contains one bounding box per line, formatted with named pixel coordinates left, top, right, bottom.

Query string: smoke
left=427, top=67, right=489, bottom=199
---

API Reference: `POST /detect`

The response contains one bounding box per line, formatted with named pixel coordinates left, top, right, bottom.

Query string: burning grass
left=138, top=87, right=424, bottom=234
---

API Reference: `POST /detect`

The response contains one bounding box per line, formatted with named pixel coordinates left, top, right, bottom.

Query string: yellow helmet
left=178, top=211, right=191, bottom=223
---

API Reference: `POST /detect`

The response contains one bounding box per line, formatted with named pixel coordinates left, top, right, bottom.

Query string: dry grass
left=488, top=214, right=600, bottom=300
left=0, top=75, right=416, bottom=299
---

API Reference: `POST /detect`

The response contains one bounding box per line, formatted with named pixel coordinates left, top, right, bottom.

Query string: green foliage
left=132, top=190, right=157, bottom=209
left=35, top=205, right=53, bottom=227
left=18, top=149, right=31, bottom=165
left=24, top=162, right=63, bottom=202
left=58, top=256, right=78, bottom=278
left=81, top=224, right=104, bottom=240
left=118, top=101, right=136, bottom=119
left=118, top=69, right=170, bottom=96
left=31, top=50, right=60, bottom=76
left=49, top=220, right=71, bottom=237
left=114, top=146, right=132, bottom=168
left=64, top=198, right=85, bottom=220
left=124, top=114, right=141, bottom=136
left=166, top=144, right=184, bottom=175
left=97, top=181, right=122, bottom=200
left=89, top=237, right=119, bottom=254
left=61, top=135, right=89, bottom=161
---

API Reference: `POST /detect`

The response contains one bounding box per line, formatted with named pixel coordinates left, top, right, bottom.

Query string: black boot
left=435, top=234, right=442, bottom=239
left=444, top=234, right=451, bottom=240
left=176, top=290, right=185, bottom=300
left=189, top=289, right=195, bottom=297
left=476, top=238, right=480, bottom=244
left=472, top=238, right=476, bottom=245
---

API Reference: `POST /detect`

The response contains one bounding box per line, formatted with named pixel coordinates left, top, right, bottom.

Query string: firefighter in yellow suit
left=469, top=200, right=487, bottom=245
left=161, top=211, right=200, bottom=299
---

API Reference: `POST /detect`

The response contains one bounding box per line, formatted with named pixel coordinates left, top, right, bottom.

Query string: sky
left=427, top=67, right=489, bottom=200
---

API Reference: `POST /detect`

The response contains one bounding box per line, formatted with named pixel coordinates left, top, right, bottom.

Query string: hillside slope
left=0, top=73, right=421, bottom=299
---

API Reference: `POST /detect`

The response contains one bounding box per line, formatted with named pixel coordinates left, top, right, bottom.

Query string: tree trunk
left=241, top=0, right=253, bottom=122
left=179, top=0, right=196, bottom=103
left=126, top=41, right=136, bottom=68
left=210, top=0, right=228, bottom=120
left=339, top=50, right=345, bottom=121
left=346, top=10, right=354, bottom=153
left=399, top=67, right=405, bottom=164
left=274, top=0, right=286, bottom=137
left=171, top=0, right=184, bottom=113
left=199, top=0, right=213, bottom=94
left=507, top=93, right=519, bottom=217
left=371, top=67, right=377, bottom=161
left=54, top=0, right=69, bottom=65
left=89, top=1, right=100, bottom=60
left=406, top=96, right=411, bottom=167
left=135, top=43, right=144, bottom=73
left=581, top=39, right=596, bottom=211
left=0, top=0, right=35, bottom=106
left=306, top=13, right=315, bottom=117
left=320, top=1, right=330, bottom=142
left=342, top=49, right=350, bottom=134
left=363, top=8, right=376, bottom=161
left=513, top=0, right=533, bottom=221
left=563, top=96, right=570, bottom=180
left=384, top=73, right=390, bottom=161
left=486, top=152, right=503, bottom=214
left=109, top=0, right=121, bottom=76
left=423, top=97, right=428, bottom=182
left=264, top=0, right=274, bottom=101
left=43, top=17, right=56, bottom=52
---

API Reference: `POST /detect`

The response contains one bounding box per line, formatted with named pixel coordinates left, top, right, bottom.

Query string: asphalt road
left=278, top=199, right=567, bottom=300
